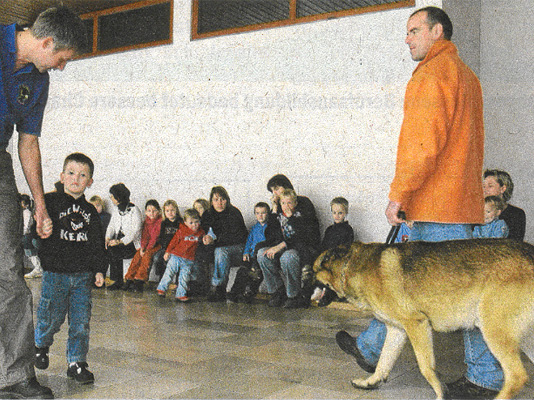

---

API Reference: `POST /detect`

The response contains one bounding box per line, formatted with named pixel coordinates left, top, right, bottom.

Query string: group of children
left=22, top=152, right=521, bottom=387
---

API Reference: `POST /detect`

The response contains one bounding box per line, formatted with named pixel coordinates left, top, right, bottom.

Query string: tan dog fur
left=313, top=239, right=534, bottom=399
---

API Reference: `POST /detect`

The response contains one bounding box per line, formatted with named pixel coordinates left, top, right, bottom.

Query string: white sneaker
left=24, top=268, right=43, bottom=279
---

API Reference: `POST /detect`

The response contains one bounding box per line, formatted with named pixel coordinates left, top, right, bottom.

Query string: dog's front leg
left=351, top=324, right=407, bottom=390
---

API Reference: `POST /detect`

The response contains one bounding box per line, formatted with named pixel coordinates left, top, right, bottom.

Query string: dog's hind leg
left=351, top=324, right=406, bottom=390
left=479, top=310, right=528, bottom=399
left=403, top=318, right=445, bottom=399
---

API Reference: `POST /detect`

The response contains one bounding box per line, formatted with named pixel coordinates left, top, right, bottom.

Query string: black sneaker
left=445, top=376, right=499, bottom=399
left=268, top=287, right=287, bottom=307
left=0, top=377, right=53, bottom=399
left=35, top=346, right=49, bottom=370
left=122, top=280, right=133, bottom=291
left=335, top=330, right=376, bottom=373
left=67, top=362, right=94, bottom=384
left=207, top=286, right=226, bottom=302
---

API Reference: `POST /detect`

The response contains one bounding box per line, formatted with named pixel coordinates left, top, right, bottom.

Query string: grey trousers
left=0, top=151, right=35, bottom=387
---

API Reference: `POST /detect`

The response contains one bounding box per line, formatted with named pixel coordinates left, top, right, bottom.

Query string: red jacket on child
left=166, top=223, right=205, bottom=260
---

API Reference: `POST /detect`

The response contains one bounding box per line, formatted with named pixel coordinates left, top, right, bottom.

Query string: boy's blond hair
left=485, top=195, right=506, bottom=212
left=330, top=197, right=349, bottom=214
left=280, top=188, right=298, bottom=203
left=183, top=208, right=201, bottom=221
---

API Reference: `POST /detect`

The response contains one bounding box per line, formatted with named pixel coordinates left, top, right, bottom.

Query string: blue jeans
left=211, top=244, right=245, bottom=287
left=257, top=247, right=301, bottom=298
left=35, top=271, right=93, bottom=364
left=356, top=222, right=503, bottom=391
left=157, top=255, right=194, bottom=298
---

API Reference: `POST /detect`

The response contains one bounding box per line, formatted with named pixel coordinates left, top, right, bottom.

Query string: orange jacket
left=389, top=40, right=484, bottom=224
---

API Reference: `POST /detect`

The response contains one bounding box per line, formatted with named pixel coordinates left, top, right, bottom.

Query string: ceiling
left=0, top=1, right=140, bottom=26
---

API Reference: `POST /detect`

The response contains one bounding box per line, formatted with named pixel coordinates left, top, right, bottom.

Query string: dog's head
left=313, top=243, right=353, bottom=299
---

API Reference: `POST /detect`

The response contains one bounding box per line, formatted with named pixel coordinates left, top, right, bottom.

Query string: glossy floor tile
left=25, top=278, right=534, bottom=399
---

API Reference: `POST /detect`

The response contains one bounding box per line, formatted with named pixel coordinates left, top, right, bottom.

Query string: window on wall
left=192, top=0, right=414, bottom=39
left=79, top=0, right=173, bottom=58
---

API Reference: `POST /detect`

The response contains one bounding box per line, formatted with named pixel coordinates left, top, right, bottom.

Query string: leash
left=385, top=211, right=406, bottom=244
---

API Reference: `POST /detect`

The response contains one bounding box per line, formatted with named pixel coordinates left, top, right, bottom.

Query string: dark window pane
left=197, top=0, right=289, bottom=34
left=98, top=2, right=171, bottom=52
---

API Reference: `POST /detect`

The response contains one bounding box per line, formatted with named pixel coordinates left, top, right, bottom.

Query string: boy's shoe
left=283, top=297, right=302, bottom=309
left=67, top=362, right=94, bottom=384
left=226, top=291, right=239, bottom=303
left=0, top=377, right=53, bottom=399
left=175, top=296, right=190, bottom=303
left=24, top=268, right=43, bottom=279
left=268, top=287, right=287, bottom=307
left=207, top=286, right=226, bottom=302
left=133, top=280, right=144, bottom=292
left=35, top=346, right=49, bottom=370
left=156, top=289, right=166, bottom=297
left=122, top=280, right=133, bottom=291
left=106, top=282, right=122, bottom=290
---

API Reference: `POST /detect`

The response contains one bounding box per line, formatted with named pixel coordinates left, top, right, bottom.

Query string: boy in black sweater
left=34, top=153, right=106, bottom=384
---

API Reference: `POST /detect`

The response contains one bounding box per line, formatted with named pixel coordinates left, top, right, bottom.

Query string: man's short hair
left=63, top=152, right=94, bottom=177
left=330, top=197, right=349, bottom=214
left=412, top=6, right=453, bottom=40
left=484, top=169, right=514, bottom=202
left=30, top=6, right=87, bottom=53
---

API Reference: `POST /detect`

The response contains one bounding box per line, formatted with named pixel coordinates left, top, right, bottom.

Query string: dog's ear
left=319, top=243, right=352, bottom=268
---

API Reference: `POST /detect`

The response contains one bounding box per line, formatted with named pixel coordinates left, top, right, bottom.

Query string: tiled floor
left=25, top=278, right=534, bottom=399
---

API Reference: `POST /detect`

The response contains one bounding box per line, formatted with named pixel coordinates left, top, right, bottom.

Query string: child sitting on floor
left=157, top=209, right=205, bottom=302
left=123, top=199, right=162, bottom=292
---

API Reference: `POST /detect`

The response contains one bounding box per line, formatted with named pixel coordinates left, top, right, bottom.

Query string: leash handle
left=385, top=211, right=406, bottom=244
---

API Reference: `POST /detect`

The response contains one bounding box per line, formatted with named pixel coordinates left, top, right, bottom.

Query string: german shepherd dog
left=313, top=239, right=534, bottom=399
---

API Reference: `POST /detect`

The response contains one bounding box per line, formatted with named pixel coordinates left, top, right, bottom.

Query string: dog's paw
left=351, top=377, right=383, bottom=390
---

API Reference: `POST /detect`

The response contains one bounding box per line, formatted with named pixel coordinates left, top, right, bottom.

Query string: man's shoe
left=0, top=377, right=53, bottom=399
left=67, top=362, right=94, bottom=384
left=445, top=376, right=499, bottom=399
left=35, top=346, right=49, bottom=370
left=335, top=330, right=376, bottom=373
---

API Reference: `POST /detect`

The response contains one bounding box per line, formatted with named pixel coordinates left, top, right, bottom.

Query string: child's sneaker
left=156, top=289, right=166, bottom=297
left=67, top=362, right=94, bottom=384
left=35, top=346, right=49, bottom=370
left=175, top=296, right=190, bottom=303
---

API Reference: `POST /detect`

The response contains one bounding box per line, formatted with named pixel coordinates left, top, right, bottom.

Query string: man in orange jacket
left=336, top=7, right=502, bottom=399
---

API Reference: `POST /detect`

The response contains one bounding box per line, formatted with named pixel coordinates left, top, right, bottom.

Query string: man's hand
left=385, top=201, right=405, bottom=226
